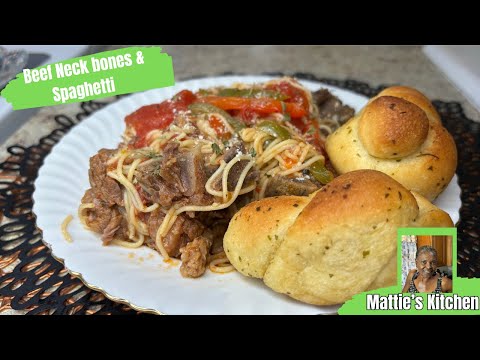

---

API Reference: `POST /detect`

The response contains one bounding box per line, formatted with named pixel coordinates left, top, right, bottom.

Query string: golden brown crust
left=264, top=170, right=418, bottom=305
left=291, top=170, right=418, bottom=234
left=223, top=170, right=454, bottom=306
left=359, top=96, right=429, bottom=159
left=326, top=86, right=457, bottom=201
left=377, top=86, right=441, bottom=124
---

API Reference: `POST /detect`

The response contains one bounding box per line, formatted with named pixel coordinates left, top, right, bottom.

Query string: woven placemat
left=0, top=74, right=478, bottom=315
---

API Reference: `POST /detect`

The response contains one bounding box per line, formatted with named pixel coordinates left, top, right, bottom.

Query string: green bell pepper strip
left=257, top=121, right=291, bottom=142
left=309, top=161, right=334, bottom=184
left=217, top=88, right=288, bottom=100
left=188, top=102, right=246, bottom=133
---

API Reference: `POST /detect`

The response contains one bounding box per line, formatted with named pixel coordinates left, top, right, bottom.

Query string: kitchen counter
left=1, top=45, right=478, bottom=315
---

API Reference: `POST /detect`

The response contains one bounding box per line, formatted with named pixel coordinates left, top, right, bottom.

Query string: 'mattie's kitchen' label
left=1, top=47, right=174, bottom=109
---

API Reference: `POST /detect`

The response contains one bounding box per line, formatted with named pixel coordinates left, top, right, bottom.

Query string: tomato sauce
left=125, top=90, right=197, bottom=148
left=266, top=81, right=310, bottom=112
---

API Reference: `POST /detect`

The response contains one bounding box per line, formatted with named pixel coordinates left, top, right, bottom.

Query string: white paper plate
left=32, top=76, right=461, bottom=314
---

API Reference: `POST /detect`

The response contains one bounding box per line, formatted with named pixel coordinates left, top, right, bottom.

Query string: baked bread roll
left=224, top=170, right=453, bottom=305
left=325, top=86, right=457, bottom=201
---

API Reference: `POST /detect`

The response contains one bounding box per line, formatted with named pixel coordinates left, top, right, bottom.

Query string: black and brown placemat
left=0, top=74, right=479, bottom=315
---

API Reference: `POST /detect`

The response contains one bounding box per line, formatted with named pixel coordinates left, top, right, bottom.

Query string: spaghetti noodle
left=61, top=214, right=73, bottom=243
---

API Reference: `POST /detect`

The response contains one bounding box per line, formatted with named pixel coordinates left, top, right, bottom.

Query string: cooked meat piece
left=161, top=143, right=209, bottom=197
left=195, top=209, right=231, bottom=226
left=81, top=188, right=128, bottom=244
left=180, top=236, right=212, bottom=278
left=177, top=148, right=207, bottom=197
left=231, top=193, right=256, bottom=211
left=143, top=237, right=156, bottom=252
left=88, top=149, right=123, bottom=206
left=211, top=141, right=259, bottom=191
left=159, top=142, right=187, bottom=195
left=223, top=141, right=246, bottom=163
left=224, top=161, right=259, bottom=191
left=265, top=176, right=320, bottom=197
left=312, top=88, right=331, bottom=104
left=147, top=208, right=166, bottom=243
left=101, top=210, right=123, bottom=245
left=312, top=89, right=355, bottom=125
left=236, top=167, right=259, bottom=190
left=188, top=192, right=214, bottom=206
left=82, top=196, right=126, bottom=244
left=135, top=156, right=162, bottom=174
left=163, top=216, right=206, bottom=257
left=81, top=188, right=95, bottom=204
left=182, top=216, right=205, bottom=241
left=202, top=222, right=229, bottom=255
left=167, top=234, right=190, bottom=258
left=204, top=164, right=219, bottom=179
left=84, top=199, right=114, bottom=234
left=212, top=160, right=259, bottom=192
left=147, top=209, right=205, bottom=257
left=138, top=143, right=212, bottom=206
left=163, top=217, right=188, bottom=257
left=155, top=181, right=182, bottom=207
left=144, top=209, right=165, bottom=251
left=210, top=236, right=224, bottom=255
left=136, top=158, right=183, bottom=207
left=114, top=216, right=129, bottom=242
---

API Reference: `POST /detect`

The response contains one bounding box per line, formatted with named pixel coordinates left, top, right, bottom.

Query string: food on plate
left=325, top=86, right=457, bottom=201
left=77, top=77, right=354, bottom=278
left=224, top=170, right=453, bottom=305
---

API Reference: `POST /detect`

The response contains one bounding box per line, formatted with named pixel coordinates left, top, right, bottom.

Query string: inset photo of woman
left=402, top=235, right=453, bottom=294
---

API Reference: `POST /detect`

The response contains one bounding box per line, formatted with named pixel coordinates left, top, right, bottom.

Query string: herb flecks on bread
left=224, top=170, right=453, bottom=305
left=325, top=86, right=457, bottom=201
